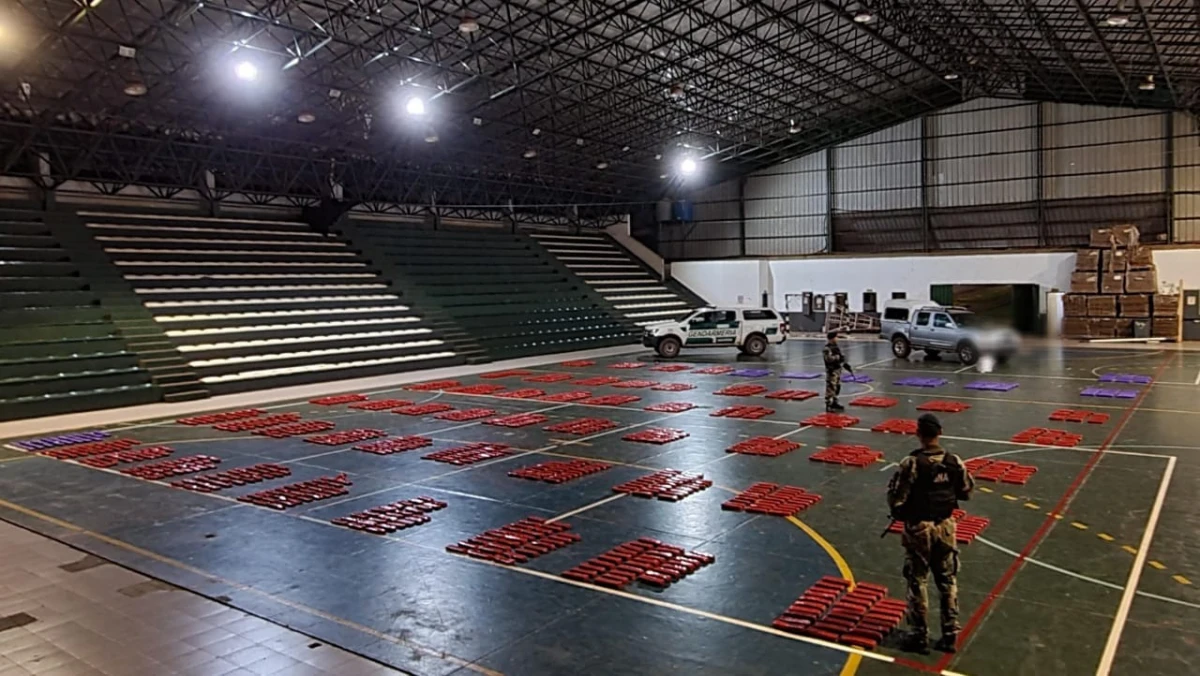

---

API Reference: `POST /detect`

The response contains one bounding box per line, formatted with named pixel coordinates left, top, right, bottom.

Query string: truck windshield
left=949, top=313, right=976, bottom=327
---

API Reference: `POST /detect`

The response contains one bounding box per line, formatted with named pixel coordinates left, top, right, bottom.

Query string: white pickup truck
left=881, top=300, right=1019, bottom=365
left=642, top=307, right=788, bottom=358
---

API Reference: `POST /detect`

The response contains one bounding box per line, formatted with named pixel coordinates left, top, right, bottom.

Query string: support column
left=738, top=176, right=747, bottom=257
left=200, top=169, right=218, bottom=216
left=1165, top=111, right=1175, bottom=244
left=825, top=147, right=836, bottom=253
left=34, top=151, right=55, bottom=210
left=1036, top=102, right=1046, bottom=247
left=919, top=116, right=932, bottom=252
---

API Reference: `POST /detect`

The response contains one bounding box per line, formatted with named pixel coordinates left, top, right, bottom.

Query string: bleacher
left=340, top=222, right=639, bottom=361
left=81, top=211, right=461, bottom=394
left=0, top=208, right=158, bottom=420
left=529, top=232, right=700, bottom=325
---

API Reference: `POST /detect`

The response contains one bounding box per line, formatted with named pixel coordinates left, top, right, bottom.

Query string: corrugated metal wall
left=673, top=98, right=1194, bottom=259
left=660, top=177, right=741, bottom=259
left=744, top=152, right=828, bottom=256
left=1172, top=112, right=1200, bottom=242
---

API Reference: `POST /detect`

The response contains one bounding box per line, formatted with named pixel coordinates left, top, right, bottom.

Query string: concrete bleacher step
left=529, top=232, right=701, bottom=326
left=75, top=210, right=464, bottom=394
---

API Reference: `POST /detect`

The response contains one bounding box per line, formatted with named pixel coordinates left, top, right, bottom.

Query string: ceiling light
left=853, top=10, right=874, bottom=23
left=123, top=80, right=148, bottom=97
left=576, top=138, right=585, bottom=146
left=424, top=131, right=439, bottom=143
left=458, top=16, right=480, bottom=33
left=328, top=88, right=342, bottom=99
left=596, top=161, right=609, bottom=170
left=532, top=128, right=542, bottom=136
left=944, top=72, right=959, bottom=81
left=622, top=145, right=630, bottom=152
left=405, top=96, right=425, bottom=116
left=118, top=45, right=136, bottom=58
left=788, top=119, right=800, bottom=134
left=680, top=157, right=697, bottom=175
left=523, top=149, right=537, bottom=159
left=472, top=117, right=483, bottom=126
left=660, top=174, right=668, bottom=179
left=234, top=62, right=258, bottom=81
left=1105, top=2, right=1131, bottom=27
left=1139, top=75, right=1155, bottom=91
left=654, top=154, right=662, bottom=160
left=297, top=112, right=316, bottom=123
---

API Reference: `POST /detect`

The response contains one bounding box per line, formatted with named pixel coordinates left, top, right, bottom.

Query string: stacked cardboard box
left=1065, top=224, right=1172, bottom=339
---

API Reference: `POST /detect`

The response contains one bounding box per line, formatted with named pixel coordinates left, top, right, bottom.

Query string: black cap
left=917, top=413, right=942, bottom=437
left=827, top=331, right=839, bottom=340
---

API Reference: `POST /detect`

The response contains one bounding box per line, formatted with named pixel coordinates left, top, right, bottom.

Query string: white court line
left=976, top=534, right=1200, bottom=611
left=548, top=493, right=627, bottom=522
left=954, top=364, right=975, bottom=374
left=1194, top=369, right=1200, bottom=386
left=303, top=412, right=686, bottom=510
left=1096, top=454, right=1178, bottom=675
left=279, top=403, right=574, bottom=465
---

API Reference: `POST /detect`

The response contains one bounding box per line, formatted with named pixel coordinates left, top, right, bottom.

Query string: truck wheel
left=742, top=334, right=768, bottom=357
left=957, top=341, right=979, bottom=365
left=655, top=336, right=682, bottom=359
left=892, top=335, right=912, bottom=359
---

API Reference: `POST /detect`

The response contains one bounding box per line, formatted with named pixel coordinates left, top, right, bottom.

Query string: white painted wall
left=674, top=248, right=1200, bottom=311
left=672, top=259, right=761, bottom=307
left=767, top=252, right=1077, bottom=312
left=1149, top=249, right=1200, bottom=292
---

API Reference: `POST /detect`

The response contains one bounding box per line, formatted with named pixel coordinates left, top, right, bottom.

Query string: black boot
left=827, top=400, right=845, bottom=412
left=934, top=633, right=958, bottom=653
left=901, top=631, right=930, bottom=655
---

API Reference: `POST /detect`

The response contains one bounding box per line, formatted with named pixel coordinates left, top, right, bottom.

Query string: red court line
left=934, top=354, right=1174, bottom=672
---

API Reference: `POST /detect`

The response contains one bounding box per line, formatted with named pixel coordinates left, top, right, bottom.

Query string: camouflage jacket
left=887, top=444, right=975, bottom=520
left=822, top=342, right=844, bottom=373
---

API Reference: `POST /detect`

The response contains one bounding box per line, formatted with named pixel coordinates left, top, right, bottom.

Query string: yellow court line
left=1149, top=561, right=1167, bottom=570
left=0, top=498, right=503, bottom=676
left=787, top=515, right=861, bottom=676
left=1172, top=575, right=1191, bottom=585
left=1122, top=545, right=1139, bottom=555
left=1098, top=533, right=1115, bottom=542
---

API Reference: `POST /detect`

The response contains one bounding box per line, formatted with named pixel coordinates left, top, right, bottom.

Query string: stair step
left=163, top=389, right=210, bottom=402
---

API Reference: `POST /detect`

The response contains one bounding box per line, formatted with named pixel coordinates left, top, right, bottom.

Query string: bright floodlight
left=406, top=96, right=426, bottom=116
left=234, top=61, right=258, bottom=81
left=680, top=157, right=698, bottom=175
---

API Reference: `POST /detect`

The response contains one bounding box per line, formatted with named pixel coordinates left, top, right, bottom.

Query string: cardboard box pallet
left=1090, top=224, right=1139, bottom=248
left=1118, top=295, right=1151, bottom=318
left=1086, top=296, right=1117, bottom=317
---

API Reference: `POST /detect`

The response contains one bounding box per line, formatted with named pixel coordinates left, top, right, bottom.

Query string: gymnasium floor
left=0, top=339, right=1197, bottom=676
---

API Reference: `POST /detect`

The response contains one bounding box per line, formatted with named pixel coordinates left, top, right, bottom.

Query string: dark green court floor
left=1, top=339, right=1197, bottom=676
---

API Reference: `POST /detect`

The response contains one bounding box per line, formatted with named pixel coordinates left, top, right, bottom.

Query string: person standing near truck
left=822, top=331, right=852, bottom=411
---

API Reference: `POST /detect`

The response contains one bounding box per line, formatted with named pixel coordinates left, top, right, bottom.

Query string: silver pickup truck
left=881, top=302, right=1019, bottom=366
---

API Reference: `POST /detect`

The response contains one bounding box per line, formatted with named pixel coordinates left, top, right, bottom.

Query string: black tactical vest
left=902, top=450, right=962, bottom=522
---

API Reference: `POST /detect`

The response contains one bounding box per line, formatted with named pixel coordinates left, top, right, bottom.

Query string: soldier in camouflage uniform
left=886, top=413, right=975, bottom=655
left=822, top=331, right=851, bottom=411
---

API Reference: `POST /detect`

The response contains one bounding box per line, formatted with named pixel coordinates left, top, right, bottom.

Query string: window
left=950, top=312, right=975, bottom=327
left=892, top=291, right=907, bottom=300
left=933, top=313, right=953, bottom=328
left=743, top=309, right=778, bottom=321
left=695, top=310, right=735, bottom=324
left=883, top=307, right=909, bottom=321
left=916, top=312, right=930, bottom=326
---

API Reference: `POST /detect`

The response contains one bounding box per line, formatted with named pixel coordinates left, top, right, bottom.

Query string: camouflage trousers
left=901, top=518, right=960, bottom=638
left=824, top=371, right=841, bottom=404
